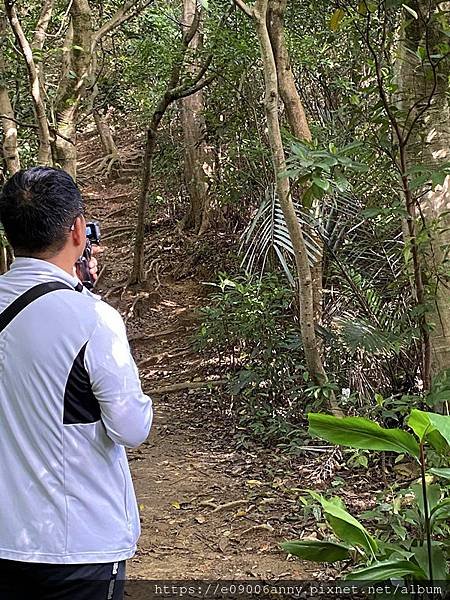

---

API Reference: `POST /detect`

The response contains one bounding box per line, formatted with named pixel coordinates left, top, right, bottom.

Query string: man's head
left=0, top=167, right=87, bottom=266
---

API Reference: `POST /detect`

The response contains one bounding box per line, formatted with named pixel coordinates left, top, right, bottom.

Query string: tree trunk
left=4, top=1, right=52, bottom=166
left=130, top=99, right=169, bottom=284
left=252, top=0, right=339, bottom=413
left=0, top=15, right=20, bottom=175
left=54, top=0, right=93, bottom=179
left=32, top=0, right=54, bottom=50
left=32, top=0, right=54, bottom=114
left=267, top=0, right=324, bottom=326
left=267, top=0, right=311, bottom=140
left=398, top=1, right=450, bottom=378
left=93, top=109, right=118, bottom=158
left=89, top=48, right=120, bottom=166
left=181, top=0, right=211, bottom=235
left=130, top=5, right=213, bottom=284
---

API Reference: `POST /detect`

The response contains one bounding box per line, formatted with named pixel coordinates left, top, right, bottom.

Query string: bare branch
left=171, top=74, right=216, bottom=100
left=4, top=0, right=52, bottom=164
left=233, top=0, right=253, bottom=18
left=182, top=4, right=201, bottom=46
left=32, top=0, right=54, bottom=50
left=0, top=114, right=74, bottom=144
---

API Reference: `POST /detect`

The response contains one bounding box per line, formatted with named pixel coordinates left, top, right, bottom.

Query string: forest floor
left=77, top=127, right=382, bottom=586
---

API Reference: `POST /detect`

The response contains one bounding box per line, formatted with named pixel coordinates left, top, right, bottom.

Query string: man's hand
left=74, top=244, right=104, bottom=283
left=91, top=244, right=105, bottom=279
left=88, top=256, right=98, bottom=281
left=88, top=245, right=104, bottom=282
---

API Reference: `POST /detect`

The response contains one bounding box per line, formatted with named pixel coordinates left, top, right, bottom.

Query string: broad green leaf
left=430, top=498, right=450, bottom=529
left=431, top=171, right=447, bottom=187
left=346, top=559, right=427, bottom=581
left=413, top=544, right=448, bottom=581
left=429, top=467, right=450, bottom=480
left=357, top=1, right=367, bottom=15
left=408, top=410, right=433, bottom=441
left=412, top=483, right=442, bottom=519
left=308, top=413, right=420, bottom=458
left=330, top=8, right=345, bottom=31
left=424, top=412, right=450, bottom=445
left=312, top=177, right=330, bottom=192
left=316, top=495, right=378, bottom=556
left=408, top=410, right=450, bottom=450
left=281, top=540, right=350, bottom=562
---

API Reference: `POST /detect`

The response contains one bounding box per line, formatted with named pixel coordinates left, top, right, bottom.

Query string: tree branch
left=4, top=0, right=52, bottom=164
left=233, top=0, right=253, bottom=18
left=182, top=4, right=201, bottom=46
left=0, top=114, right=74, bottom=144
left=171, top=74, right=216, bottom=100
left=32, top=0, right=54, bottom=50
left=92, top=0, right=154, bottom=50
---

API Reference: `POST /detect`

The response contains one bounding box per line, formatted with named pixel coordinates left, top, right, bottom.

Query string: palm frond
left=240, top=185, right=322, bottom=284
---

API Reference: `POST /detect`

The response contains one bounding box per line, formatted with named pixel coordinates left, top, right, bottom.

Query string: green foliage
left=282, top=539, right=350, bottom=562
left=285, top=140, right=368, bottom=207
left=308, top=413, right=420, bottom=458
left=197, top=274, right=316, bottom=445
left=283, top=410, right=450, bottom=582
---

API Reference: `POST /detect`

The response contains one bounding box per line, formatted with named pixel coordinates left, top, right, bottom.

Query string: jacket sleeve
left=84, top=301, right=153, bottom=448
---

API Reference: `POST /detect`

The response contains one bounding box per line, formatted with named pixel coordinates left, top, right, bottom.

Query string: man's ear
left=72, top=215, right=86, bottom=249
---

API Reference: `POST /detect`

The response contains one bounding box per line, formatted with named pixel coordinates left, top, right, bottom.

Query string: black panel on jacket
left=63, top=343, right=101, bottom=424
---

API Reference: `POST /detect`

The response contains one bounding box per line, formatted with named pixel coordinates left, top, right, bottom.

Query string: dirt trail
left=78, top=130, right=314, bottom=582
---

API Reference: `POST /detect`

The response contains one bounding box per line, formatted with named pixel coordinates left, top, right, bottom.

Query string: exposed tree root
left=211, top=500, right=248, bottom=513
left=79, top=152, right=123, bottom=179
left=146, top=379, right=227, bottom=395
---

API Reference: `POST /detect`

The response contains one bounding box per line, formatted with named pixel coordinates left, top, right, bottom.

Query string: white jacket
left=0, top=258, right=152, bottom=564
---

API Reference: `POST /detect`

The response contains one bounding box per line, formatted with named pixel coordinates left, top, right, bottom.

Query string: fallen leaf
left=246, top=479, right=264, bottom=487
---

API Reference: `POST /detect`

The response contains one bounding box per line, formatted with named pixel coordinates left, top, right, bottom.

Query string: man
left=0, top=167, right=152, bottom=600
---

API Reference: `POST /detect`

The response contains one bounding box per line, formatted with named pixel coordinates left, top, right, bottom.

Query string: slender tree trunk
left=32, top=0, right=54, bottom=77
left=130, top=5, right=214, bottom=284
left=397, top=0, right=450, bottom=378
left=54, top=0, right=93, bottom=179
left=93, top=109, right=118, bottom=157
left=267, top=0, right=311, bottom=139
left=181, top=0, right=211, bottom=235
left=4, top=1, right=52, bottom=165
left=90, top=51, right=120, bottom=167
left=32, top=0, right=54, bottom=113
left=32, top=0, right=54, bottom=50
left=130, top=124, right=158, bottom=284
left=0, top=15, right=20, bottom=175
left=251, top=0, right=339, bottom=413
left=267, top=0, right=324, bottom=326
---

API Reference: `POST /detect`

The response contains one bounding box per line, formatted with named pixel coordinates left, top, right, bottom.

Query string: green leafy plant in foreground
left=282, top=410, right=450, bottom=583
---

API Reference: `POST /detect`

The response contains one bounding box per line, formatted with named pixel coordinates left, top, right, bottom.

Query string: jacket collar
left=9, top=257, right=80, bottom=289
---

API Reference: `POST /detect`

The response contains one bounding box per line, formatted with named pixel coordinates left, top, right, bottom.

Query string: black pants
left=0, top=559, right=126, bottom=600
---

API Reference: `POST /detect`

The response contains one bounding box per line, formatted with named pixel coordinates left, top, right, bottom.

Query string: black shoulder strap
left=0, top=282, right=77, bottom=335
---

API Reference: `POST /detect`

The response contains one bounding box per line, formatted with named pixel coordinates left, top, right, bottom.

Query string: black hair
left=0, top=167, right=84, bottom=255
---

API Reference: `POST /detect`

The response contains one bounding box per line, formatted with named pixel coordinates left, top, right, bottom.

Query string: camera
left=76, top=221, right=101, bottom=290
left=86, top=221, right=101, bottom=245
